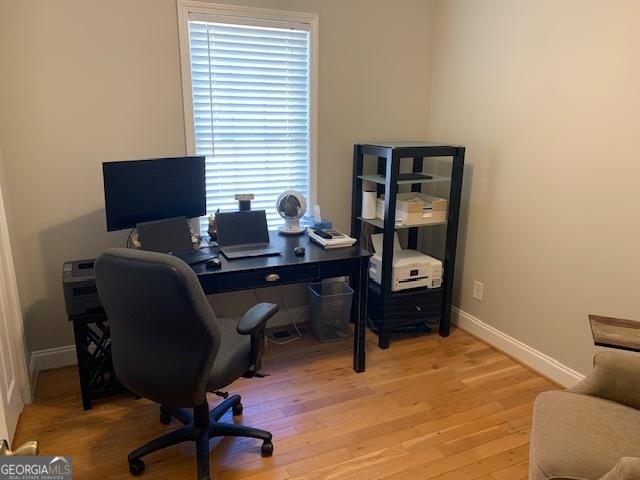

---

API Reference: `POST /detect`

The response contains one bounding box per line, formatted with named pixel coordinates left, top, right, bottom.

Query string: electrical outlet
left=473, top=280, right=484, bottom=301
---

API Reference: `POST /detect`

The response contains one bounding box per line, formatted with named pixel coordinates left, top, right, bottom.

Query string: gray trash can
left=307, top=281, right=353, bottom=342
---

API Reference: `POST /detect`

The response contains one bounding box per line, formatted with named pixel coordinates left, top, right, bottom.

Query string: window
left=178, top=3, right=317, bottom=231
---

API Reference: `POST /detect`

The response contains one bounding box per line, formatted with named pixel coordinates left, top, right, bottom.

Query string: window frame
left=176, top=0, right=319, bottom=231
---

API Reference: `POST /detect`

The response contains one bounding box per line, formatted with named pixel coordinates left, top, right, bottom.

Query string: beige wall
left=429, top=0, right=640, bottom=374
left=0, top=0, right=436, bottom=353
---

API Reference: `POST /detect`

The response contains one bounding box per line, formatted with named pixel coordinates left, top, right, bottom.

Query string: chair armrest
left=238, top=302, right=278, bottom=378
left=568, top=351, right=640, bottom=409
left=237, top=303, right=279, bottom=335
left=599, top=458, right=640, bottom=480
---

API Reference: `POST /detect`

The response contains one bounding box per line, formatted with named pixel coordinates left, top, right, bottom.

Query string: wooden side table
left=589, top=314, right=640, bottom=352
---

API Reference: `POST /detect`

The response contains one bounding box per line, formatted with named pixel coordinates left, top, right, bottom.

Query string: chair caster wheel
left=261, top=441, right=273, bottom=457
left=232, top=402, right=243, bottom=416
left=159, top=411, right=172, bottom=425
left=129, top=459, right=145, bottom=476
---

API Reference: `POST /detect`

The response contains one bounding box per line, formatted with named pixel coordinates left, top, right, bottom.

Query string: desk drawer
left=221, top=265, right=319, bottom=292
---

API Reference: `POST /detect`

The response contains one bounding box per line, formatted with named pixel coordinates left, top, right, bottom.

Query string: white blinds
left=187, top=18, right=311, bottom=230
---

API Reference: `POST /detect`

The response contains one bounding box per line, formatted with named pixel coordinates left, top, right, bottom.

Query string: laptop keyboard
left=222, top=246, right=279, bottom=259
left=232, top=248, right=275, bottom=257
left=174, top=249, right=215, bottom=265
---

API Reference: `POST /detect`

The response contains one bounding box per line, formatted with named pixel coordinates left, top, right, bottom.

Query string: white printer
left=369, top=233, right=443, bottom=291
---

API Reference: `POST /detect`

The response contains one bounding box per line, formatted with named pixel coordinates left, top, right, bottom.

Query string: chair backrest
left=94, top=248, right=221, bottom=408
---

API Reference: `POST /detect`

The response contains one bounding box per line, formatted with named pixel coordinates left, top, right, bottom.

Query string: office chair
left=94, top=248, right=278, bottom=480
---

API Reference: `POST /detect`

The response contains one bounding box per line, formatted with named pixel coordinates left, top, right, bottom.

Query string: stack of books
left=307, top=228, right=357, bottom=249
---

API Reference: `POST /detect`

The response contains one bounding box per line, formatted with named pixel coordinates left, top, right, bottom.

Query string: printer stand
left=69, top=311, right=127, bottom=410
left=351, top=142, right=465, bottom=349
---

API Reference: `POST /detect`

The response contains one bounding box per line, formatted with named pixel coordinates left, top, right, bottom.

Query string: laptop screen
left=216, top=210, right=270, bottom=247
left=137, top=216, right=194, bottom=253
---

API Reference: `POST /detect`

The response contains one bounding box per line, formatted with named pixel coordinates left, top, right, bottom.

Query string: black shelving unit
left=351, top=142, right=465, bottom=348
left=68, top=311, right=127, bottom=410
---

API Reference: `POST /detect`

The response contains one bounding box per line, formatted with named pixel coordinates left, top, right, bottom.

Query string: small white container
left=361, top=191, right=377, bottom=219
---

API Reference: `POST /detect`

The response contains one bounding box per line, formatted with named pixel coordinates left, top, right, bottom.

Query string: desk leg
left=352, top=258, right=368, bottom=373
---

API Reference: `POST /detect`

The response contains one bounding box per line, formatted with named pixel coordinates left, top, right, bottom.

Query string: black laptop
left=216, top=210, right=280, bottom=260
left=137, top=216, right=215, bottom=265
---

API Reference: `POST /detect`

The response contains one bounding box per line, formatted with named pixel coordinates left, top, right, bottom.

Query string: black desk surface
left=192, top=231, right=371, bottom=276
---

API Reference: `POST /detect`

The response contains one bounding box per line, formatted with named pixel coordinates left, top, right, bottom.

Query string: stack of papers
left=307, top=228, right=357, bottom=249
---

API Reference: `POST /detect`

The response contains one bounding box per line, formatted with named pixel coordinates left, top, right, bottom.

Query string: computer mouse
left=206, top=258, right=222, bottom=269
left=293, top=246, right=306, bottom=257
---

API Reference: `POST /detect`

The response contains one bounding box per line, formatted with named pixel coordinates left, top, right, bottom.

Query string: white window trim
left=176, top=0, right=319, bottom=226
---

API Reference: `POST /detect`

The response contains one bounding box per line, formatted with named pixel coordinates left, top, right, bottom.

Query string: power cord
left=254, top=288, right=305, bottom=345
left=126, top=228, right=136, bottom=248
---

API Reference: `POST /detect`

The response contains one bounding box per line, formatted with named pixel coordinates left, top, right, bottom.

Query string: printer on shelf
left=369, top=233, right=443, bottom=292
left=62, top=259, right=101, bottom=316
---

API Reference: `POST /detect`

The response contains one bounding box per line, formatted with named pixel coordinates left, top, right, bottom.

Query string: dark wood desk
left=193, top=232, right=372, bottom=373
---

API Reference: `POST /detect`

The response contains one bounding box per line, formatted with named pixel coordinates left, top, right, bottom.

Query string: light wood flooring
left=14, top=327, right=556, bottom=479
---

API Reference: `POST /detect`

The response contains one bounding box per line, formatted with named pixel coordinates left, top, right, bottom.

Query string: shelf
left=368, top=282, right=444, bottom=298
left=352, top=141, right=464, bottom=345
left=357, top=216, right=447, bottom=230
left=357, top=173, right=450, bottom=185
left=364, top=141, right=462, bottom=149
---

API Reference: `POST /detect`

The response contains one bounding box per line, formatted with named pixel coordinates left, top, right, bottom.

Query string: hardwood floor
left=14, top=327, right=556, bottom=479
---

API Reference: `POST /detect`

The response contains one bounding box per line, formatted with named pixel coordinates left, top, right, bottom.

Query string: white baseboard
left=28, top=345, right=77, bottom=388
left=452, top=307, right=584, bottom=387
left=27, top=308, right=579, bottom=391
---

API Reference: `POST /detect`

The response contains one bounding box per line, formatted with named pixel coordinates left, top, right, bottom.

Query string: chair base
left=127, top=395, right=272, bottom=480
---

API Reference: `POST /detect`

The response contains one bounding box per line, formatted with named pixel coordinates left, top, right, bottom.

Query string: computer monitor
left=102, top=156, right=206, bottom=231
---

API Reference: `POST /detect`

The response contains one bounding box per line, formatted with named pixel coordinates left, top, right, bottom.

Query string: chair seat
left=206, top=318, right=251, bottom=392
left=530, top=391, right=640, bottom=480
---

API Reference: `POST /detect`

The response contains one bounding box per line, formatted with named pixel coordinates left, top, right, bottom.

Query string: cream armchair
left=529, top=351, right=640, bottom=480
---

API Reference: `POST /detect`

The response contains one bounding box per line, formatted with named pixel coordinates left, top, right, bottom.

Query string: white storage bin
left=376, top=193, right=447, bottom=226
